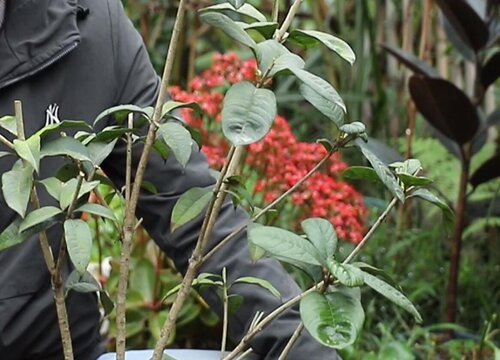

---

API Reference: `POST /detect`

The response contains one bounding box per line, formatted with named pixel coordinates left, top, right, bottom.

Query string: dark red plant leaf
left=382, top=45, right=440, bottom=78
left=481, top=51, right=500, bottom=89
left=435, top=0, right=489, bottom=51
left=409, top=75, right=480, bottom=145
left=470, top=154, right=500, bottom=187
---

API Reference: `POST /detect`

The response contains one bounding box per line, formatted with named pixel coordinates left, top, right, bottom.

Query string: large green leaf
left=66, top=269, right=101, bottom=293
left=0, top=115, right=17, bottom=135
left=64, top=219, right=92, bottom=274
left=0, top=216, right=59, bottom=251
left=0, top=218, right=26, bottom=251
left=300, top=287, right=364, bottom=349
left=357, top=141, right=405, bottom=202
left=233, top=276, right=281, bottom=298
left=288, top=29, right=356, bottom=65
left=409, top=188, right=454, bottom=231
left=360, top=269, right=422, bottom=323
left=227, top=0, right=245, bottom=9
left=19, top=206, right=62, bottom=233
left=74, top=203, right=117, bottom=221
left=299, top=83, right=345, bottom=125
left=35, top=120, right=91, bottom=138
left=161, top=101, right=202, bottom=120
left=237, top=21, right=278, bottom=39
left=41, top=137, right=91, bottom=163
left=13, top=135, right=41, bottom=173
left=2, top=163, right=33, bottom=218
left=222, top=81, right=276, bottom=145
left=200, top=3, right=266, bottom=22
left=39, top=177, right=63, bottom=200
left=199, top=12, right=256, bottom=49
left=326, top=259, right=364, bottom=287
left=290, top=68, right=345, bottom=127
left=93, top=104, right=151, bottom=127
left=255, top=40, right=305, bottom=77
left=342, top=166, right=383, bottom=185
left=247, top=224, right=322, bottom=266
left=301, top=218, right=337, bottom=262
left=86, top=139, right=117, bottom=166
left=171, top=187, right=212, bottom=232
left=158, top=122, right=193, bottom=168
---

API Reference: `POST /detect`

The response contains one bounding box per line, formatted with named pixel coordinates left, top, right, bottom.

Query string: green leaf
left=158, top=122, right=193, bottom=168
left=238, top=21, right=278, bottom=39
left=0, top=151, right=12, bottom=159
left=19, top=206, right=62, bottom=233
left=299, top=83, right=345, bottom=125
left=152, top=138, right=170, bottom=160
left=342, top=166, right=383, bottom=185
left=161, top=101, right=202, bottom=120
left=255, top=40, right=305, bottom=77
left=66, top=269, right=101, bottom=293
left=0, top=218, right=26, bottom=251
left=397, top=173, right=433, bottom=187
left=164, top=273, right=223, bottom=299
left=233, top=277, right=281, bottom=298
left=74, top=203, right=117, bottom=221
left=360, top=269, right=422, bottom=323
left=199, top=12, right=256, bottom=49
left=0, top=115, right=17, bottom=135
left=64, top=219, right=92, bottom=274
left=409, top=188, right=454, bottom=230
left=247, top=224, right=322, bottom=266
left=301, top=218, right=338, bottom=261
left=352, top=262, right=402, bottom=290
left=227, top=0, right=245, bottom=9
left=326, top=259, right=364, bottom=287
left=100, top=290, right=115, bottom=315
left=300, top=287, right=364, bottom=349
left=288, top=29, right=356, bottom=65
left=41, top=137, right=91, bottom=162
left=86, top=139, right=117, bottom=166
left=92, top=126, right=137, bottom=143
left=141, top=180, right=158, bottom=194
left=39, top=177, right=63, bottom=200
left=171, top=187, right=212, bottom=232
left=340, top=122, right=366, bottom=135
left=93, top=104, right=151, bottom=127
left=222, top=81, right=277, bottom=145
left=357, top=141, right=405, bottom=202
left=0, top=216, right=59, bottom=251
left=14, top=135, right=41, bottom=173
left=2, top=163, right=33, bottom=218
left=200, top=3, right=266, bottom=22
left=35, top=120, right=91, bottom=138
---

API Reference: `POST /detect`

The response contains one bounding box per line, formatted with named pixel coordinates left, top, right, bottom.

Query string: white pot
left=98, top=349, right=223, bottom=360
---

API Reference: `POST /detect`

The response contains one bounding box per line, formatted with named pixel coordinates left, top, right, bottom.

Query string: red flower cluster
left=169, top=53, right=367, bottom=243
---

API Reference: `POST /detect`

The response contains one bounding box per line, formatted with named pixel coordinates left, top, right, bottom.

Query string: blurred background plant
left=87, top=0, right=499, bottom=358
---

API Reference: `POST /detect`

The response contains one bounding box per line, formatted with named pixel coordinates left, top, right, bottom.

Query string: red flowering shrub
left=169, top=53, right=367, bottom=243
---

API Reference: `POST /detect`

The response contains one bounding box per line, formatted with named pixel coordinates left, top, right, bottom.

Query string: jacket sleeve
left=101, top=1, right=341, bottom=359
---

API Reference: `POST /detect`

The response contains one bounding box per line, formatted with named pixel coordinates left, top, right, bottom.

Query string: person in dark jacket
left=0, top=1, right=340, bottom=359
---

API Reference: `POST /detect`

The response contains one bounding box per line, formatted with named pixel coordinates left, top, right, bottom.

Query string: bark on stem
left=446, top=150, right=470, bottom=324
left=15, top=100, right=74, bottom=359
left=277, top=322, right=304, bottom=360
left=115, top=1, right=189, bottom=358
left=275, top=0, right=302, bottom=41
left=151, top=146, right=245, bottom=360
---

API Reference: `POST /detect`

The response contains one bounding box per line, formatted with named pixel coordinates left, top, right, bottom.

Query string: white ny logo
left=45, top=103, right=60, bottom=126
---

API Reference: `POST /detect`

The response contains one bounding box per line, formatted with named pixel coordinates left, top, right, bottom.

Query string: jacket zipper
left=0, top=41, right=79, bottom=91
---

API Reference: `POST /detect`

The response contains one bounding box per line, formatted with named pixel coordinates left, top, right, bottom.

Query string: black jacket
left=0, top=1, right=339, bottom=359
